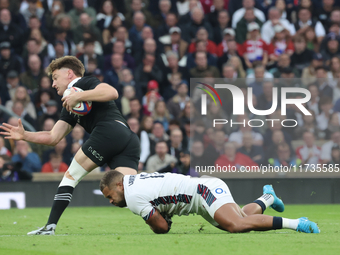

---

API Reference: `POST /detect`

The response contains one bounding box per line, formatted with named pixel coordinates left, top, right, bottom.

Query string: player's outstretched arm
left=146, top=210, right=171, bottom=234
left=0, top=119, right=72, bottom=146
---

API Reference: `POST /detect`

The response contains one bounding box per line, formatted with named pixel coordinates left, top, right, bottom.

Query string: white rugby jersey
left=123, top=172, right=217, bottom=221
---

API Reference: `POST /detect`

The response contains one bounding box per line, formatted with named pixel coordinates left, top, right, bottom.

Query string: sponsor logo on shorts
left=88, top=146, right=103, bottom=161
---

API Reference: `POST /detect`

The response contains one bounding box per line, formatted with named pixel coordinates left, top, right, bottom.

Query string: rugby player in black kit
left=0, top=56, right=140, bottom=235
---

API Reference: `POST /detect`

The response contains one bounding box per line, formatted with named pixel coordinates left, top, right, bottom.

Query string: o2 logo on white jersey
left=215, top=188, right=227, bottom=195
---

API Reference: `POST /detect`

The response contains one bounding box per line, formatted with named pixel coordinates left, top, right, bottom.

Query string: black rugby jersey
left=59, top=76, right=128, bottom=133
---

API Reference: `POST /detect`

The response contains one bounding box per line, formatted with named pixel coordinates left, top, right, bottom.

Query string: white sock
left=282, top=218, right=299, bottom=230
left=257, top=194, right=275, bottom=208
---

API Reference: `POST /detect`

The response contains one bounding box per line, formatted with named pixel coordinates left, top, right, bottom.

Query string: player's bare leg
left=115, top=167, right=137, bottom=175
left=241, top=203, right=263, bottom=216
left=214, top=202, right=319, bottom=233
left=213, top=185, right=320, bottom=233
left=241, top=203, right=263, bottom=215
left=214, top=203, right=276, bottom=232
left=28, top=148, right=97, bottom=235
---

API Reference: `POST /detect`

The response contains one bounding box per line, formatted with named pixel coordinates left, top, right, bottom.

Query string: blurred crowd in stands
left=1, top=0, right=340, bottom=181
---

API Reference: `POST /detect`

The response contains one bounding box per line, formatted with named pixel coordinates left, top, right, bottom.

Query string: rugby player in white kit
left=100, top=171, right=320, bottom=234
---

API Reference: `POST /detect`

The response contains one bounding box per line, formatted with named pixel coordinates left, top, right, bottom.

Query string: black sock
left=272, top=216, right=283, bottom=230
left=253, top=194, right=274, bottom=213
left=47, top=186, right=74, bottom=226
left=253, top=199, right=266, bottom=213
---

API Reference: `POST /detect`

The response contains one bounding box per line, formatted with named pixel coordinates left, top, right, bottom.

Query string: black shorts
left=82, top=121, right=140, bottom=170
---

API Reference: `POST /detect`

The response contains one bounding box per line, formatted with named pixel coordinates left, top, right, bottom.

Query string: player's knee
left=241, top=207, right=249, bottom=217
left=59, top=159, right=89, bottom=188
left=220, top=219, right=247, bottom=233
left=65, top=170, right=75, bottom=180
left=224, top=222, right=240, bottom=233
left=227, top=220, right=252, bottom=233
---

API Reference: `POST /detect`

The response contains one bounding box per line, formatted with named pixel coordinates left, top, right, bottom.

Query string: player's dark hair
left=47, top=56, right=85, bottom=77
left=100, top=170, right=124, bottom=191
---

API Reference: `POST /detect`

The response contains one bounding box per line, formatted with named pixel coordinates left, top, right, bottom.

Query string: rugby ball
left=63, top=87, right=92, bottom=116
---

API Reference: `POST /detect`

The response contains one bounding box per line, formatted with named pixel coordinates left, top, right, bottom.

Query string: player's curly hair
left=100, top=170, right=124, bottom=191
left=47, top=56, right=85, bottom=77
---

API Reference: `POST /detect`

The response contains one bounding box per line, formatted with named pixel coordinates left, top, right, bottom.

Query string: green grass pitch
left=0, top=205, right=339, bottom=255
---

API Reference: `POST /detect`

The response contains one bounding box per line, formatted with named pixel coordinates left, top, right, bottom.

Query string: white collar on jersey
left=67, top=77, right=81, bottom=89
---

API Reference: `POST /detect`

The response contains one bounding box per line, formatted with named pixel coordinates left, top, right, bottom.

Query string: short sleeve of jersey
left=76, top=76, right=101, bottom=91
left=127, top=193, right=156, bottom=221
left=59, top=108, right=77, bottom=127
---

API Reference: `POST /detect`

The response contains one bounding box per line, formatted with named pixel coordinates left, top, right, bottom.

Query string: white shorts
left=196, top=177, right=235, bottom=226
